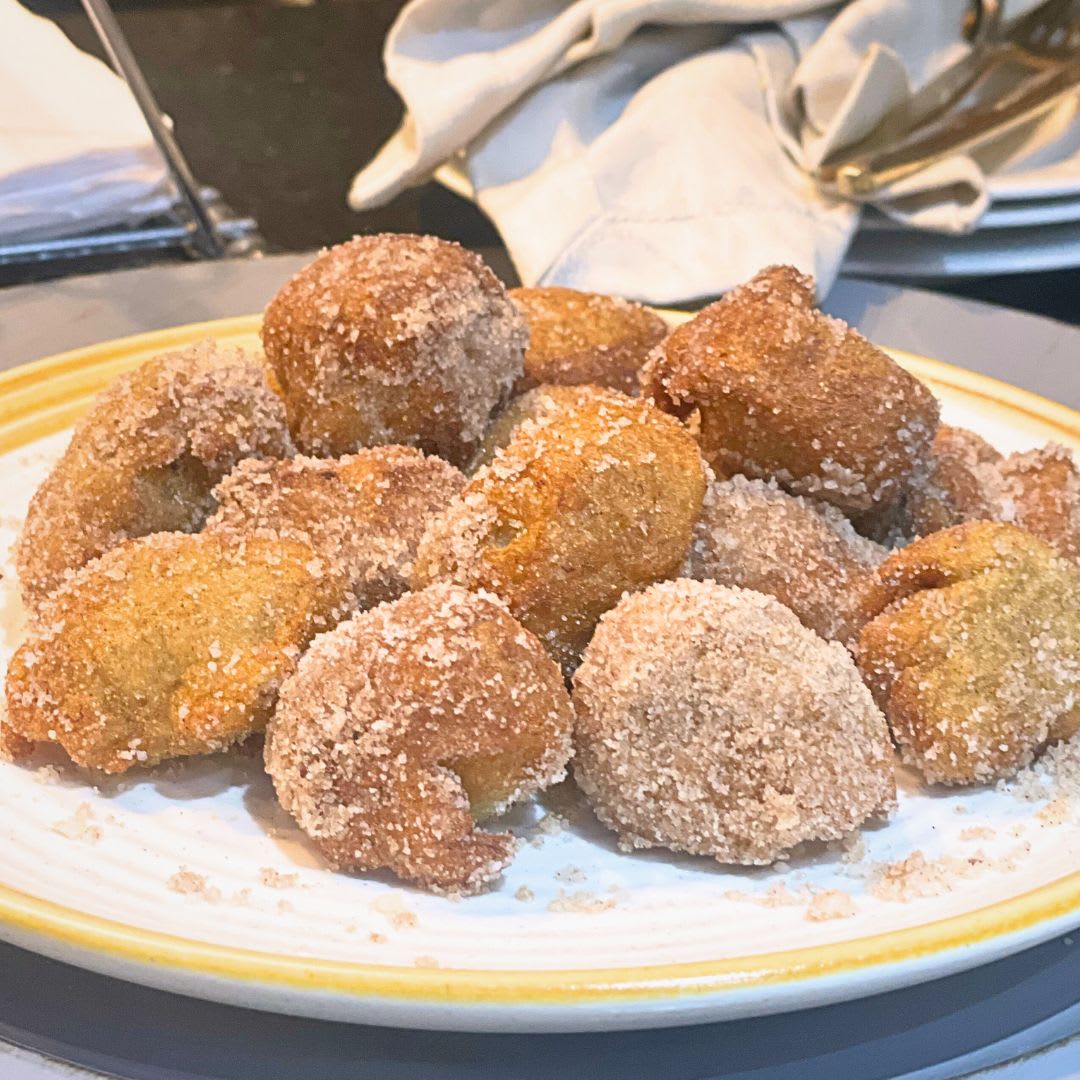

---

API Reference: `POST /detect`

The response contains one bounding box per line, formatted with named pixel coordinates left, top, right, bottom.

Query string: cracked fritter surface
left=641, top=265, right=939, bottom=515
left=4, top=531, right=330, bottom=773
left=16, top=341, right=292, bottom=617
left=265, top=583, right=574, bottom=895
left=412, top=388, right=707, bottom=673
left=261, top=234, right=526, bottom=463
left=857, top=522, right=1080, bottom=785
left=573, top=579, right=896, bottom=864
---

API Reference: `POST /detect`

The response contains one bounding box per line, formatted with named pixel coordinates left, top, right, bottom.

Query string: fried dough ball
left=641, top=265, right=940, bottom=515
left=906, top=425, right=1002, bottom=537
left=261, top=234, right=526, bottom=464
left=509, top=286, right=667, bottom=395
left=4, top=532, right=330, bottom=773
left=999, top=445, right=1080, bottom=562
left=265, top=584, right=574, bottom=895
left=857, top=522, right=1080, bottom=785
left=689, top=475, right=886, bottom=645
left=469, top=383, right=613, bottom=472
left=16, top=341, right=292, bottom=617
left=573, top=580, right=896, bottom=864
left=413, top=389, right=708, bottom=673
left=206, top=447, right=465, bottom=614
left=904, top=430, right=1079, bottom=560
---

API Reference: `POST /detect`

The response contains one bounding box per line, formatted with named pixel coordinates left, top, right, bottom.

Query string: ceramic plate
left=0, top=316, right=1078, bottom=1033
left=843, top=219, right=1080, bottom=279
left=861, top=194, right=1080, bottom=232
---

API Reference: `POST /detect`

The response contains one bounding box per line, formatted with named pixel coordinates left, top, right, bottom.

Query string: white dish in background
left=862, top=193, right=1080, bottom=232
left=843, top=219, right=1080, bottom=279
left=0, top=320, right=1077, bottom=1034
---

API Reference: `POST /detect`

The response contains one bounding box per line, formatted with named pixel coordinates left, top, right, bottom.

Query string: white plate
left=861, top=193, right=1080, bottom=232
left=0, top=319, right=1078, bottom=1033
left=843, top=218, right=1080, bottom=279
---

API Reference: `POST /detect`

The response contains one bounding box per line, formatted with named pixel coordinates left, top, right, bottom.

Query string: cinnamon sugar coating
left=906, top=425, right=1003, bottom=537
left=509, top=286, right=667, bottom=395
left=641, top=265, right=939, bottom=515
left=16, top=341, right=292, bottom=617
left=573, top=580, right=896, bottom=864
left=689, top=475, right=886, bottom=644
left=905, top=431, right=1079, bottom=560
left=857, top=522, right=1080, bottom=785
left=261, top=234, right=526, bottom=464
left=207, top=446, right=465, bottom=614
left=412, top=388, right=708, bottom=673
left=999, top=445, right=1080, bottom=562
left=4, top=532, right=331, bottom=773
left=470, top=383, right=614, bottom=472
left=265, top=584, right=574, bottom=895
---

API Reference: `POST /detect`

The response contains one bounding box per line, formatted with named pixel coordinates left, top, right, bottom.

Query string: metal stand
left=0, top=0, right=262, bottom=272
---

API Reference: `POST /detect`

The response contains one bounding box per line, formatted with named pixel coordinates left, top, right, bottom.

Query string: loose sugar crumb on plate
left=50, top=802, right=101, bottom=844
left=805, top=890, right=857, bottom=922
left=167, top=868, right=222, bottom=904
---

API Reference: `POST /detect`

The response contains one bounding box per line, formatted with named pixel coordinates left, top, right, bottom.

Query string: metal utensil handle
left=829, top=56, right=1080, bottom=198
left=79, top=0, right=225, bottom=257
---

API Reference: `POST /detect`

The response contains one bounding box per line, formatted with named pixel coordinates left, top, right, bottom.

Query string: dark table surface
left=6, top=0, right=1080, bottom=327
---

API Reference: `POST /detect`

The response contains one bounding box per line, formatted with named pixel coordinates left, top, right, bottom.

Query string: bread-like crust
left=689, top=475, right=885, bottom=645
left=641, top=265, right=940, bottom=514
left=4, top=532, right=329, bottom=773
left=265, top=584, right=573, bottom=895
left=573, top=580, right=896, bottom=864
left=857, top=522, right=1080, bottom=785
left=207, top=446, right=465, bottom=614
left=510, top=286, right=667, bottom=395
left=904, top=431, right=1078, bottom=562
left=1000, top=444, right=1080, bottom=562
left=413, top=388, right=707, bottom=673
left=906, top=425, right=1003, bottom=537
left=262, top=234, right=526, bottom=463
left=469, top=383, right=614, bottom=472
left=16, top=341, right=292, bottom=617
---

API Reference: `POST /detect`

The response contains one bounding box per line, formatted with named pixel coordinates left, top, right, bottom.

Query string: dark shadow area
left=0, top=931, right=1077, bottom=1079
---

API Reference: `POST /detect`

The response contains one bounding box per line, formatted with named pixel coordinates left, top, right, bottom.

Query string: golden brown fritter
left=573, top=580, right=896, bottom=864
left=261, top=234, right=526, bottom=464
left=4, top=531, right=332, bottom=773
left=413, top=388, right=708, bottom=674
left=207, top=446, right=465, bottom=614
left=905, top=425, right=1003, bottom=537
left=640, top=265, right=940, bottom=515
left=509, top=286, right=667, bottom=395
left=689, top=475, right=886, bottom=645
left=469, top=383, right=614, bottom=472
left=16, top=341, right=292, bottom=618
left=857, top=522, right=1080, bottom=785
left=265, top=583, right=574, bottom=895
left=999, top=444, right=1080, bottom=562
left=904, top=430, right=1079, bottom=560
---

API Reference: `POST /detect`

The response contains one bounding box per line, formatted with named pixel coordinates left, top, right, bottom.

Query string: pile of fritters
left=5, top=236, right=1078, bottom=895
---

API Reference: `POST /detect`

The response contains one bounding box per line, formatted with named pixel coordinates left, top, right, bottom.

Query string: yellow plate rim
left=0, top=313, right=1078, bottom=1011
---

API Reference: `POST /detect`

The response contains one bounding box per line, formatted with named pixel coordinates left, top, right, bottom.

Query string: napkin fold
left=0, top=0, right=171, bottom=244
left=349, top=0, right=1073, bottom=301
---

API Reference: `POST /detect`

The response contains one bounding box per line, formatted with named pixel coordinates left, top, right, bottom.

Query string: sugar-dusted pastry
left=574, top=579, right=896, bottom=864
left=262, top=234, right=526, bottom=464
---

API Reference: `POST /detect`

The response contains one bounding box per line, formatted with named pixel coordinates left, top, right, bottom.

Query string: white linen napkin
left=0, top=0, right=171, bottom=244
left=349, top=0, right=1076, bottom=302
